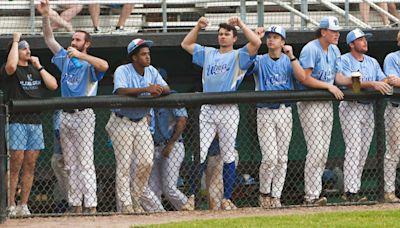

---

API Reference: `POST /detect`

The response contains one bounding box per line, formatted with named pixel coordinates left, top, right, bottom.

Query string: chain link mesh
left=5, top=97, right=396, bottom=216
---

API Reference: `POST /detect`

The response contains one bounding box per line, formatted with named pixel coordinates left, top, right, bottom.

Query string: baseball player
left=38, top=0, right=109, bottom=214
left=181, top=16, right=261, bottom=210
left=340, top=28, right=391, bottom=203
left=2, top=33, right=58, bottom=216
left=246, top=25, right=305, bottom=208
left=141, top=88, right=194, bottom=212
left=297, top=16, right=351, bottom=205
left=105, top=38, right=170, bottom=213
left=383, top=31, right=400, bottom=203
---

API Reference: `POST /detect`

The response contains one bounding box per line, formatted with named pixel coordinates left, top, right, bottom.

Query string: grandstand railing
left=1, top=0, right=400, bottom=34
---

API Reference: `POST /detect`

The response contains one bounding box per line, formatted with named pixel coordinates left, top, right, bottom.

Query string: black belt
left=392, top=103, right=400, bottom=108
left=63, top=108, right=85, bottom=114
left=155, top=139, right=183, bottom=146
left=357, top=101, right=371, bottom=105
left=114, top=112, right=143, bottom=122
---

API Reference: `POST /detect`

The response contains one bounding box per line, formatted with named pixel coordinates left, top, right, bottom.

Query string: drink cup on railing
left=351, top=71, right=361, bottom=94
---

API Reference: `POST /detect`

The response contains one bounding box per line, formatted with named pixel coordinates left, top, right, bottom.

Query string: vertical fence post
left=0, top=91, right=7, bottom=223
left=300, top=0, right=308, bottom=30
left=257, top=0, right=264, bottom=27
left=240, top=0, right=246, bottom=24
left=162, top=0, right=167, bottom=33
left=193, top=106, right=201, bottom=209
left=375, top=98, right=385, bottom=201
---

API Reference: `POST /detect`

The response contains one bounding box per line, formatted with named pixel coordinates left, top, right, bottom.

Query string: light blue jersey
left=341, top=53, right=386, bottom=82
left=298, top=39, right=341, bottom=89
left=192, top=44, right=255, bottom=92
left=247, top=54, right=294, bottom=108
left=113, top=64, right=167, bottom=120
left=150, top=106, right=188, bottom=145
left=384, top=50, right=400, bottom=77
left=52, top=48, right=105, bottom=97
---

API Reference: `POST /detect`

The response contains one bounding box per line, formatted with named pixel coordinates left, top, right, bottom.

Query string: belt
left=392, top=103, right=400, bottom=108
left=63, top=108, right=86, bottom=114
left=114, top=112, right=143, bottom=122
left=265, top=104, right=291, bottom=109
left=155, top=139, right=183, bottom=146
left=357, top=101, right=371, bottom=105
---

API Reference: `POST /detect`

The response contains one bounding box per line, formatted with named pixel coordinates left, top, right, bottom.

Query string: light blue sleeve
left=238, top=46, right=256, bottom=70
left=152, top=67, right=168, bottom=86
left=113, top=66, right=128, bottom=94
left=384, top=53, right=398, bottom=76
left=192, top=44, right=206, bottom=67
left=245, top=55, right=261, bottom=76
left=299, top=44, right=317, bottom=69
left=173, top=107, right=188, bottom=118
left=340, top=56, right=352, bottom=77
left=373, top=59, right=386, bottom=81
left=89, top=65, right=105, bottom=82
left=51, top=48, right=67, bottom=72
left=334, top=47, right=342, bottom=73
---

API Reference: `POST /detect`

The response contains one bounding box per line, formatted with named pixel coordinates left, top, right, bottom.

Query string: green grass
left=134, top=209, right=400, bottom=228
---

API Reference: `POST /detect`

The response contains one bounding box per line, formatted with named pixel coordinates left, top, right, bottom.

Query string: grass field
left=137, top=209, right=400, bottom=228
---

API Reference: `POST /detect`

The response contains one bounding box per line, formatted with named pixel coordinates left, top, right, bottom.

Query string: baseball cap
left=319, top=16, right=342, bottom=31
left=127, top=38, right=153, bottom=56
left=265, top=25, right=286, bottom=39
left=346, top=28, right=372, bottom=44
left=18, top=40, right=30, bottom=49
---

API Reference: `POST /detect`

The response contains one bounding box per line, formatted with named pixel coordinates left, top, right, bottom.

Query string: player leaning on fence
left=245, top=25, right=305, bottom=209
left=181, top=16, right=261, bottom=210
left=105, top=38, right=170, bottom=213
left=383, top=30, right=400, bottom=203
left=297, top=16, right=352, bottom=206
left=2, top=32, right=58, bottom=216
left=37, top=0, right=109, bottom=214
left=339, top=28, right=391, bottom=203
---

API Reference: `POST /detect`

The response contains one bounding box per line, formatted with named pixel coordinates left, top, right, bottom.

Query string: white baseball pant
left=51, top=153, right=69, bottom=202
left=199, top=104, right=239, bottom=164
left=339, top=101, right=374, bottom=193
left=257, top=106, right=292, bottom=199
left=141, top=142, right=187, bottom=211
left=60, top=109, right=97, bottom=207
left=384, top=104, right=400, bottom=193
left=297, top=101, right=333, bottom=201
left=105, top=113, right=154, bottom=211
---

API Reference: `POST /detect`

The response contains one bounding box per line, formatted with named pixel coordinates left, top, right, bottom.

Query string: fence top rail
left=9, top=89, right=398, bottom=112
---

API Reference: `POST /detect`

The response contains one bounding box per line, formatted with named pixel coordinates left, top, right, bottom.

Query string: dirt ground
left=3, top=203, right=400, bottom=228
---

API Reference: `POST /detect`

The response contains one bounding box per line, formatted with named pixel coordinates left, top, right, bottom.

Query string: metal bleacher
left=0, top=0, right=399, bottom=35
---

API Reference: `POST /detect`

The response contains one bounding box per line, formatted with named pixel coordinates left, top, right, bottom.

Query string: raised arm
left=5, top=32, right=21, bottom=75
left=181, top=17, right=208, bottom=55
left=30, top=56, right=58, bottom=91
left=37, top=0, right=62, bottom=54
left=67, top=47, right=109, bottom=73
left=228, top=16, right=261, bottom=56
left=282, top=45, right=305, bottom=82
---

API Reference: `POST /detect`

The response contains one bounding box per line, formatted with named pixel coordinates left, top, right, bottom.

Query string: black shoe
left=54, top=200, right=69, bottom=213
left=342, top=192, right=368, bottom=203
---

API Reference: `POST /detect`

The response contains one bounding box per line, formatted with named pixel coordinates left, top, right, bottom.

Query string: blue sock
left=190, top=162, right=205, bottom=195
left=223, top=161, right=236, bottom=199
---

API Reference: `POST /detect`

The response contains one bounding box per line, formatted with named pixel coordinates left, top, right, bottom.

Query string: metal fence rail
left=1, top=89, right=399, bottom=220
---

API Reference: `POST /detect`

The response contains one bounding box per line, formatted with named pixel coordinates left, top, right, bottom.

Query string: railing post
left=30, top=0, right=35, bottom=34
left=257, top=0, right=264, bottom=27
left=0, top=90, right=7, bottom=223
left=240, top=0, right=246, bottom=24
left=301, top=0, right=308, bottom=30
left=162, top=0, right=167, bottom=33
left=344, top=0, right=350, bottom=27
left=193, top=106, right=201, bottom=209
left=375, top=98, right=386, bottom=201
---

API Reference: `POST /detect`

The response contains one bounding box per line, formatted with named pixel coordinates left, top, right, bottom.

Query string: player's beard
left=354, top=44, right=367, bottom=54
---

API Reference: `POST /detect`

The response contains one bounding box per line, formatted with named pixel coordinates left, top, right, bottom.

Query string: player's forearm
left=335, top=72, right=352, bottom=86
left=42, top=16, right=62, bottom=54
left=241, top=23, right=261, bottom=56
left=40, top=69, right=58, bottom=91
left=168, top=117, right=187, bottom=144
left=116, top=87, right=148, bottom=96
left=79, top=53, right=109, bottom=73
left=181, top=25, right=201, bottom=54
left=5, top=42, right=19, bottom=75
left=291, top=60, right=306, bottom=82
left=161, top=85, right=171, bottom=95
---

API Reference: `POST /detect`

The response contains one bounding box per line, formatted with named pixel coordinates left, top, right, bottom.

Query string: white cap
left=319, top=16, right=342, bottom=31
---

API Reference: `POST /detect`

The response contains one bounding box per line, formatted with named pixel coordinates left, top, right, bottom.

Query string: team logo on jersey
left=206, top=63, right=230, bottom=77
left=27, top=74, right=33, bottom=81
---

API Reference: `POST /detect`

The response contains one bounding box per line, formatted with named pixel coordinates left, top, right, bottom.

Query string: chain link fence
left=1, top=0, right=400, bottom=34
left=1, top=90, right=399, bottom=218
